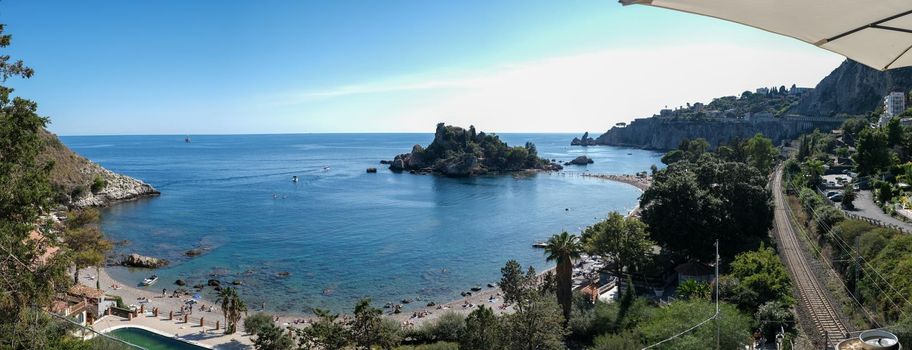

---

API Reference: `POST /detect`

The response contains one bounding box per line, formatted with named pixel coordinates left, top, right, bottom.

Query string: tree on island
left=582, top=212, right=653, bottom=280
left=217, top=287, right=248, bottom=334
left=389, top=123, right=556, bottom=176
left=543, top=231, right=583, bottom=321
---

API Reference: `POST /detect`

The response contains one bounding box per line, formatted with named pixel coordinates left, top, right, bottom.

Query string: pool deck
left=94, top=315, right=253, bottom=350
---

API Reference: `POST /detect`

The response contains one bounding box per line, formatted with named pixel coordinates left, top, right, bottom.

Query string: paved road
left=843, top=190, right=912, bottom=233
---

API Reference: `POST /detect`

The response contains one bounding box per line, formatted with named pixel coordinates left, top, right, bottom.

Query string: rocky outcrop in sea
left=73, top=164, right=160, bottom=207
left=570, top=132, right=597, bottom=146
left=565, top=155, right=594, bottom=165
left=121, top=253, right=169, bottom=268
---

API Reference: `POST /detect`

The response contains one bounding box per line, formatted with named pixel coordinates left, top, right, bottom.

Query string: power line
left=782, top=182, right=885, bottom=326
left=44, top=308, right=145, bottom=350
left=789, top=182, right=912, bottom=320
left=641, top=240, right=721, bottom=350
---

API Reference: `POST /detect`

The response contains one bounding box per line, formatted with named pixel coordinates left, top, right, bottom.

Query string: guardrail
left=816, top=188, right=910, bottom=234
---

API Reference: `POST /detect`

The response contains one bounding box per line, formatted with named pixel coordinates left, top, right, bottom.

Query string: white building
left=879, top=91, right=907, bottom=126
left=789, top=86, right=813, bottom=95
left=886, top=91, right=906, bottom=116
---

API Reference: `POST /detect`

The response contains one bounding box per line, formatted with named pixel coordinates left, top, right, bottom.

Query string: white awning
left=619, top=0, right=912, bottom=71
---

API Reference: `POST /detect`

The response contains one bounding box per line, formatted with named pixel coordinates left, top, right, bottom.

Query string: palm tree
left=216, top=287, right=248, bottom=334
left=544, top=231, right=583, bottom=321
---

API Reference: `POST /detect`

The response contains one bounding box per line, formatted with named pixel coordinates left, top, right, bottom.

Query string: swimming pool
left=107, top=327, right=208, bottom=350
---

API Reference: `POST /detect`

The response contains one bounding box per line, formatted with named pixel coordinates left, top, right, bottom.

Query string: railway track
left=771, top=168, right=849, bottom=344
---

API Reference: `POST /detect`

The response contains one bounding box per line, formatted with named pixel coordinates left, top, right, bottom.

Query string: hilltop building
left=788, top=85, right=813, bottom=95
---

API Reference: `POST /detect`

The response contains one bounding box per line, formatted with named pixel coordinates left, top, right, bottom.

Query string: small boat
left=142, top=275, right=158, bottom=286
left=185, top=135, right=191, bottom=143
left=322, top=166, right=331, bottom=171
left=292, top=176, right=298, bottom=183
left=532, top=241, right=548, bottom=248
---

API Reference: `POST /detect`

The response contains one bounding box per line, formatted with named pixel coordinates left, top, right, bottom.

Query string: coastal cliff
left=587, top=115, right=844, bottom=150
left=41, top=130, right=159, bottom=207
left=578, top=58, right=912, bottom=150
left=389, top=123, right=562, bottom=176
left=790, top=59, right=912, bottom=117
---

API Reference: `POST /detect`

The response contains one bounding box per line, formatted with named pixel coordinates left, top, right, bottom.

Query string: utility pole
left=715, top=239, right=720, bottom=350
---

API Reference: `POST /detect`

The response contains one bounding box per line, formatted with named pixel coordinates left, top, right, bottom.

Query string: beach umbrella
left=193, top=293, right=202, bottom=300
left=619, top=0, right=912, bottom=71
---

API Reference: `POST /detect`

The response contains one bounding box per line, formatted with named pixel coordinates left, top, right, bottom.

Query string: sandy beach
left=583, top=173, right=652, bottom=192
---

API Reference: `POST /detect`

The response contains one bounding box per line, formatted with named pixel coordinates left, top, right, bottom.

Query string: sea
left=59, top=133, right=663, bottom=314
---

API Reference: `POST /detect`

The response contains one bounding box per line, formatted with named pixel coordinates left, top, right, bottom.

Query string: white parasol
left=620, top=0, right=912, bottom=70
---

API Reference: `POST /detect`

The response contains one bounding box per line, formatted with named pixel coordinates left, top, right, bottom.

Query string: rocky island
left=389, top=123, right=562, bottom=176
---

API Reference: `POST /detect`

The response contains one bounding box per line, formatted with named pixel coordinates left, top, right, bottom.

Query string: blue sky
left=3, top=1, right=844, bottom=135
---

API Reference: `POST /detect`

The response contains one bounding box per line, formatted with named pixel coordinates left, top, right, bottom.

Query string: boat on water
left=141, top=275, right=158, bottom=286
left=532, top=241, right=548, bottom=248
left=292, top=175, right=298, bottom=182
left=185, top=135, right=191, bottom=143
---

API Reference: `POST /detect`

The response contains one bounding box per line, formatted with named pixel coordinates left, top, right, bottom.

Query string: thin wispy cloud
left=272, top=75, right=486, bottom=105
left=265, top=43, right=843, bottom=133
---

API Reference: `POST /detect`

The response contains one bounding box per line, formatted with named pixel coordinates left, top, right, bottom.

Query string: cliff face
left=587, top=59, right=912, bottom=149
left=790, top=60, right=912, bottom=117
left=591, top=116, right=844, bottom=150
left=41, top=130, right=159, bottom=207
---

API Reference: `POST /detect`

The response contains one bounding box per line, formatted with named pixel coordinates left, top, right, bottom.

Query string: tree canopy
left=640, top=154, right=773, bottom=261
left=582, top=212, right=653, bottom=278
left=0, top=23, right=72, bottom=349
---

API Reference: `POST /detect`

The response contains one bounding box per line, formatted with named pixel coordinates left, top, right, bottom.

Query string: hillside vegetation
left=389, top=123, right=561, bottom=176
left=39, top=129, right=158, bottom=207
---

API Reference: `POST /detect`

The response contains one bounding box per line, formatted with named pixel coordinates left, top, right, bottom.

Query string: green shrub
left=70, top=185, right=86, bottom=199
left=591, top=330, right=642, bottom=350
left=109, top=295, right=125, bottom=309
left=243, top=312, right=274, bottom=336
left=90, top=175, right=107, bottom=194
left=755, top=301, right=794, bottom=339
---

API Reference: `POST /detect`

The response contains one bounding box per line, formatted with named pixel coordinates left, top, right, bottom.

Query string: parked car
left=828, top=193, right=844, bottom=202
left=826, top=191, right=840, bottom=197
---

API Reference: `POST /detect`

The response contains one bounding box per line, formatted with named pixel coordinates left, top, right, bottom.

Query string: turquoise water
left=61, top=133, right=662, bottom=314
left=107, top=327, right=206, bottom=350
